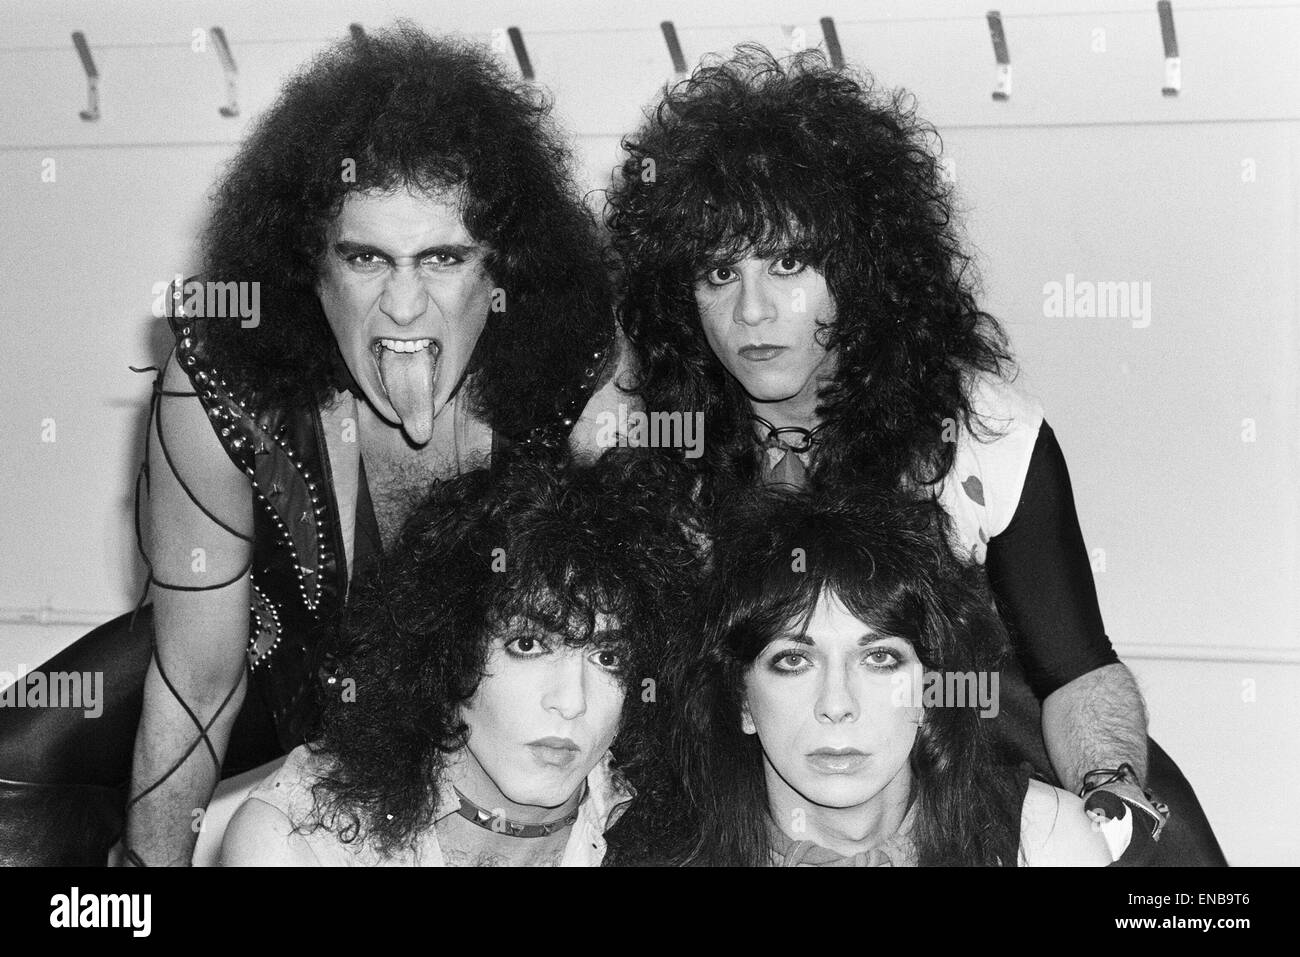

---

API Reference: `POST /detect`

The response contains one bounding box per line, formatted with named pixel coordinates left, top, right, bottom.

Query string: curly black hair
left=197, top=22, right=613, bottom=438
left=663, top=486, right=1024, bottom=866
left=306, top=449, right=703, bottom=860
left=606, top=45, right=1014, bottom=497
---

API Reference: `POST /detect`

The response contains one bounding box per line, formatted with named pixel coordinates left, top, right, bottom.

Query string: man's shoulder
left=246, top=744, right=334, bottom=819
left=221, top=793, right=322, bottom=866
left=224, top=744, right=374, bottom=866
left=963, top=367, right=1045, bottom=436
left=939, top=369, right=1047, bottom=541
left=1020, top=779, right=1112, bottom=867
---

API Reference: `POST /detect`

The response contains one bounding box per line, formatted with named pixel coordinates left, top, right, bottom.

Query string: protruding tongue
left=377, top=346, right=436, bottom=445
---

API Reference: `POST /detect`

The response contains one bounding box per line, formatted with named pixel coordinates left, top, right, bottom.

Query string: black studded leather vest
left=166, top=310, right=607, bottom=752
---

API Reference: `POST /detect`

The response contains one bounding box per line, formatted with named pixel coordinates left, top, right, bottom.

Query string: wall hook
left=820, top=17, right=844, bottom=69
left=661, top=21, right=687, bottom=76
left=71, top=31, right=99, bottom=121
left=987, top=11, right=1011, bottom=101
left=210, top=26, right=239, bottom=117
left=1157, top=1, right=1180, bottom=96
left=507, top=26, right=534, bottom=81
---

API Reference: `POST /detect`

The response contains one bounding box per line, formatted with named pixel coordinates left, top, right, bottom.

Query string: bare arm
left=983, top=421, right=1148, bottom=790
left=1042, top=662, right=1148, bottom=792
left=123, top=352, right=254, bottom=866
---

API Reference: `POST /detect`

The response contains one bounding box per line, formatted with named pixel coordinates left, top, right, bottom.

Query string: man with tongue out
left=314, top=185, right=506, bottom=546
left=0, top=26, right=630, bottom=868
left=320, top=185, right=489, bottom=452
left=118, top=26, right=628, bottom=868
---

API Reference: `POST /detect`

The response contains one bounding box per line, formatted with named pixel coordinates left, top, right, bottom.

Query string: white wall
left=0, top=0, right=1295, bottom=864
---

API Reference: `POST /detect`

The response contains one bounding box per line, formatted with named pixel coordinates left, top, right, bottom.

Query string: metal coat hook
left=349, top=23, right=366, bottom=45
left=1157, top=1, right=1180, bottom=96
left=661, top=21, right=687, bottom=76
left=71, top=32, right=99, bottom=121
left=506, top=26, right=534, bottom=81
left=210, top=26, right=239, bottom=117
left=820, top=17, right=844, bottom=69
left=986, top=11, right=1011, bottom=101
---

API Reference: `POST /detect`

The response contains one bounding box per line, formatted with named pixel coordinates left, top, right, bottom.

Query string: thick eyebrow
left=511, top=612, right=625, bottom=645
left=332, top=240, right=481, bottom=261
left=777, top=632, right=814, bottom=647
left=776, top=631, right=899, bottom=648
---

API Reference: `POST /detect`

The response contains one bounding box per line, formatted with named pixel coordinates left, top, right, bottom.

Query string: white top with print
left=934, top=372, right=1045, bottom=565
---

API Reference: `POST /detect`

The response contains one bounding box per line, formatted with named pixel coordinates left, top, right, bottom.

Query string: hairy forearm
left=1041, top=662, right=1148, bottom=792
left=123, top=667, right=246, bottom=866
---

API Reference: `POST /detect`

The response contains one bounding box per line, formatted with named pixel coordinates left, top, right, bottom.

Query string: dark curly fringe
left=605, top=45, right=1014, bottom=501
left=655, top=485, right=1024, bottom=867
left=305, top=448, right=704, bottom=860
left=198, top=22, right=613, bottom=439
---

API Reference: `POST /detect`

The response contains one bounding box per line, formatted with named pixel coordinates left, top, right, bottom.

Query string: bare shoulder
left=1019, top=779, right=1112, bottom=867
left=220, top=797, right=321, bottom=867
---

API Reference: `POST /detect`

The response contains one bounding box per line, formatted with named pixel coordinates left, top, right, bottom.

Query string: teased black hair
left=607, top=45, right=1014, bottom=497
left=308, top=450, right=703, bottom=859
left=198, top=22, right=613, bottom=439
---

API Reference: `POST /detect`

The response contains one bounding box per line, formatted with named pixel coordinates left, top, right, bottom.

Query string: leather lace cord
left=121, top=367, right=254, bottom=865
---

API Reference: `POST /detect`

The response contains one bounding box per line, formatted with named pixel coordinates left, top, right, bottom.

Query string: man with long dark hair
left=222, top=454, right=700, bottom=866
left=663, top=487, right=1109, bottom=866
left=607, top=45, right=1224, bottom=864
left=0, top=23, right=630, bottom=866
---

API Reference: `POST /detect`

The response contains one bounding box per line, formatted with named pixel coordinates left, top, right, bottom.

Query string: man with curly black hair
left=0, top=24, right=630, bottom=866
left=606, top=45, right=1225, bottom=865
left=221, top=453, right=700, bottom=867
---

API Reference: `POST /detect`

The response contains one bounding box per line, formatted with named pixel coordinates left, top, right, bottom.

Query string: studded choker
left=452, top=786, right=584, bottom=838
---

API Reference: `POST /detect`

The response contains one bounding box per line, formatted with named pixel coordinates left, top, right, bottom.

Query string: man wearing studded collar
left=221, top=455, right=700, bottom=867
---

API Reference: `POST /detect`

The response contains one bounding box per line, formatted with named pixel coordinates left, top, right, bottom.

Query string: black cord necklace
left=751, top=413, right=827, bottom=454
left=751, top=414, right=827, bottom=489
left=748, top=413, right=826, bottom=455
left=453, top=786, right=584, bottom=838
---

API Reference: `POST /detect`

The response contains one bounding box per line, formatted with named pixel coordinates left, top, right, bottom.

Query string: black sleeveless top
left=164, top=310, right=607, bottom=753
